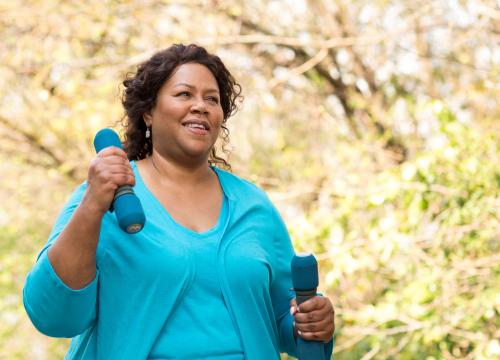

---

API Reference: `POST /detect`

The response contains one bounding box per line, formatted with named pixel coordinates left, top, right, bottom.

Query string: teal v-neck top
left=146, top=179, right=243, bottom=359
left=23, top=162, right=334, bottom=359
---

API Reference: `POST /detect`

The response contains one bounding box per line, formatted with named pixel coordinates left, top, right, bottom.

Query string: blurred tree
left=0, top=0, right=498, bottom=358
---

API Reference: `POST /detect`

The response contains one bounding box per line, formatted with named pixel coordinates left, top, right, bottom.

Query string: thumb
left=290, top=298, right=298, bottom=315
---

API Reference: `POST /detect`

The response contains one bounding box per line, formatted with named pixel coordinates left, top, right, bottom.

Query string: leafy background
left=0, top=0, right=498, bottom=359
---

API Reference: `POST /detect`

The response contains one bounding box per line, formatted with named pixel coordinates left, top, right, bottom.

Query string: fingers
left=89, top=160, right=135, bottom=187
left=294, top=313, right=334, bottom=336
left=84, top=147, right=135, bottom=213
left=294, top=306, right=331, bottom=322
left=90, top=146, right=134, bottom=184
left=294, top=312, right=335, bottom=342
left=291, top=296, right=335, bottom=343
left=96, top=145, right=128, bottom=159
left=296, top=296, right=329, bottom=313
left=296, top=329, right=334, bottom=343
left=290, top=298, right=298, bottom=315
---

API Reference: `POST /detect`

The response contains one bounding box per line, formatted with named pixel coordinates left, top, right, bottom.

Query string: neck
left=146, top=151, right=213, bottom=187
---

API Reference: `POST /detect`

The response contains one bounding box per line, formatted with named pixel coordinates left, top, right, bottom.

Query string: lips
left=181, top=119, right=210, bottom=131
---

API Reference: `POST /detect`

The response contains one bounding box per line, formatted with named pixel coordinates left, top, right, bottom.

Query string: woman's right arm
left=23, top=147, right=134, bottom=337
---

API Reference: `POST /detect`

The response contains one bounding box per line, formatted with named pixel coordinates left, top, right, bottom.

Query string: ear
left=143, top=111, right=152, bottom=127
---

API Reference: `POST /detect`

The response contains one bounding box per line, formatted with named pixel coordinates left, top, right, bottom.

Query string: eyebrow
left=173, top=83, right=219, bottom=94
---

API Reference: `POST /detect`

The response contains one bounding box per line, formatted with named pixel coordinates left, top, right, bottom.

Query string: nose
left=190, top=97, right=208, bottom=114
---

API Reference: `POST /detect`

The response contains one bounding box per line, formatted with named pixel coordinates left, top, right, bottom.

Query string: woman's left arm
left=268, top=204, right=335, bottom=358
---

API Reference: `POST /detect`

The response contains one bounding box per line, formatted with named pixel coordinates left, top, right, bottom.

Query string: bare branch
left=360, top=344, right=381, bottom=360
left=269, top=48, right=329, bottom=89
left=0, top=114, right=64, bottom=168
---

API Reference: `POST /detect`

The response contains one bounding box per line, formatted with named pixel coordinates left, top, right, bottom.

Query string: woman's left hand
left=290, top=296, right=335, bottom=343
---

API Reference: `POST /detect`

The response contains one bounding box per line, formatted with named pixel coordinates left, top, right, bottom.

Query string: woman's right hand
left=83, top=147, right=136, bottom=215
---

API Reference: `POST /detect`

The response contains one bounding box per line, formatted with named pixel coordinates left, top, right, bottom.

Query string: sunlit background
left=0, top=0, right=499, bottom=359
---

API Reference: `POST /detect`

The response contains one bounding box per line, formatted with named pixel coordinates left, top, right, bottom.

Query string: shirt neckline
left=131, top=160, right=228, bottom=238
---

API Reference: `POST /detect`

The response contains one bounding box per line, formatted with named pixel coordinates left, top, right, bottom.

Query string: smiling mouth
left=182, top=120, right=210, bottom=131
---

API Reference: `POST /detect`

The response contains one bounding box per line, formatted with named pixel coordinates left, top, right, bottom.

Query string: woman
left=23, top=44, right=335, bottom=359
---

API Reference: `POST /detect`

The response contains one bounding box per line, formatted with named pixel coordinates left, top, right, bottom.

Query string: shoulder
left=213, top=167, right=271, bottom=205
left=214, top=167, right=288, bottom=230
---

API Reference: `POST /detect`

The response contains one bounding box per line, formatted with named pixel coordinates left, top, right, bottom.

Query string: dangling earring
left=145, top=126, right=151, bottom=139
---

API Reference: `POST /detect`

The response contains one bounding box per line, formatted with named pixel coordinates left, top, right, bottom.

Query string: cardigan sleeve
left=268, top=204, right=298, bottom=357
left=268, top=204, right=334, bottom=359
left=23, top=183, right=99, bottom=338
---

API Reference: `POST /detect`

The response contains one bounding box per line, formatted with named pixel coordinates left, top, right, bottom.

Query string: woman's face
left=144, top=63, right=224, bottom=164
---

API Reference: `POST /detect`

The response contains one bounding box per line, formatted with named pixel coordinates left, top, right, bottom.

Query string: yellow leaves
left=424, top=326, right=445, bottom=344
left=416, top=155, right=432, bottom=173
left=0, top=208, right=9, bottom=227
left=401, top=162, right=416, bottom=181
left=368, top=194, right=385, bottom=206
left=290, top=214, right=316, bottom=246
left=37, top=89, right=50, bottom=102
left=486, top=340, right=500, bottom=358
left=366, top=177, right=400, bottom=206
left=432, top=100, right=444, bottom=114
left=261, top=93, right=278, bottom=111
left=359, top=303, right=399, bottom=323
left=464, top=157, right=479, bottom=174
left=443, top=146, right=458, bottom=161
left=0, top=269, right=13, bottom=288
left=328, top=225, right=344, bottom=246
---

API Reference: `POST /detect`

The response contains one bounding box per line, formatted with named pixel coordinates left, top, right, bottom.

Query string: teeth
left=185, top=123, right=206, bottom=130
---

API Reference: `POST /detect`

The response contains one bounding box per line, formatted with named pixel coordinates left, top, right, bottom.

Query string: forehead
left=165, top=63, right=219, bottom=91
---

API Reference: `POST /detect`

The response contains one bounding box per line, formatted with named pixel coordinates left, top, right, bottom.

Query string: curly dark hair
left=121, top=44, right=242, bottom=170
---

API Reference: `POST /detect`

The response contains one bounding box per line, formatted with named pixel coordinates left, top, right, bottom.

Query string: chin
left=183, top=147, right=212, bottom=159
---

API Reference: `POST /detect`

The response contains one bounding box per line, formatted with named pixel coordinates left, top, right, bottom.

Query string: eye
left=177, top=91, right=190, bottom=97
left=206, top=96, right=219, bottom=104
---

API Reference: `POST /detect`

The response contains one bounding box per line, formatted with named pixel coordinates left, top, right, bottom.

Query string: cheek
left=211, top=113, right=224, bottom=134
left=214, top=108, right=224, bottom=123
left=155, top=100, right=185, bottom=120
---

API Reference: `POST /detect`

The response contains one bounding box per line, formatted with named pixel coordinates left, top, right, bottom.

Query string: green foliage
left=0, top=225, right=70, bottom=359
left=286, top=103, right=499, bottom=359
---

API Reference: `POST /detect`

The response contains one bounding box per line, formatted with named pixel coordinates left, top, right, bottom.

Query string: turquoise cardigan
left=23, top=164, right=333, bottom=359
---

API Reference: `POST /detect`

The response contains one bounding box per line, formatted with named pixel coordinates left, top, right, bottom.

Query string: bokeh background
left=0, top=0, right=499, bottom=359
